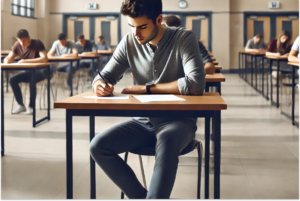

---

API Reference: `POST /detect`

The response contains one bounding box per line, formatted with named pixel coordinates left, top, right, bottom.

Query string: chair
left=120, top=139, right=203, bottom=199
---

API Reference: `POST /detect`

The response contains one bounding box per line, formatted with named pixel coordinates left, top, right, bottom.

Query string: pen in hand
left=95, top=69, right=114, bottom=96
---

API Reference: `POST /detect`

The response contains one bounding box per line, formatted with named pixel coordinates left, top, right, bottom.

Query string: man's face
left=127, top=15, right=159, bottom=45
left=253, top=37, right=261, bottom=44
left=78, top=38, right=86, bottom=46
left=99, top=39, right=105, bottom=45
left=17, top=37, right=31, bottom=48
left=59, top=39, right=67, bottom=47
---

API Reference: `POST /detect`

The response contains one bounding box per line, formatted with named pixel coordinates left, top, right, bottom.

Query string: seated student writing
left=163, top=15, right=215, bottom=74
left=266, top=30, right=291, bottom=57
left=75, top=34, right=98, bottom=76
left=4, top=29, right=49, bottom=114
left=89, top=0, right=205, bottom=199
left=245, top=34, right=267, bottom=52
left=47, top=33, right=78, bottom=89
left=96, top=36, right=112, bottom=51
left=288, top=36, right=299, bottom=63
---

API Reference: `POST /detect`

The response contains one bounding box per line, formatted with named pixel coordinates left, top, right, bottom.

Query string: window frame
left=11, top=0, right=35, bottom=19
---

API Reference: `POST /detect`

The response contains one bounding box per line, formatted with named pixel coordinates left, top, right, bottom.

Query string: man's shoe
left=26, top=107, right=33, bottom=115
left=12, top=105, right=26, bottom=114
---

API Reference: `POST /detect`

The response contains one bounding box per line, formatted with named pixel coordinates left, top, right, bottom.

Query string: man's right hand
left=93, top=79, right=114, bottom=96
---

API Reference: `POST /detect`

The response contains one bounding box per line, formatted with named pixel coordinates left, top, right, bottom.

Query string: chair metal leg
left=197, top=142, right=203, bottom=199
left=121, top=152, right=129, bottom=199
left=138, top=155, right=147, bottom=190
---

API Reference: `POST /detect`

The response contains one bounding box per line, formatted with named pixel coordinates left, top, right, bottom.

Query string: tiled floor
left=1, top=73, right=299, bottom=199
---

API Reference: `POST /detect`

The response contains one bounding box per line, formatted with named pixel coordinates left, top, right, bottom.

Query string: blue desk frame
left=1, top=65, right=51, bottom=156
left=64, top=108, right=222, bottom=199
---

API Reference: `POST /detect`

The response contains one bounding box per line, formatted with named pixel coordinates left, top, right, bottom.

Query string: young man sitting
left=4, top=29, right=49, bottom=114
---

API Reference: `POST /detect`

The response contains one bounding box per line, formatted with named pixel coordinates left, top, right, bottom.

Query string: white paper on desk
left=83, top=95, right=129, bottom=100
left=133, top=95, right=186, bottom=103
left=206, top=74, right=214, bottom=76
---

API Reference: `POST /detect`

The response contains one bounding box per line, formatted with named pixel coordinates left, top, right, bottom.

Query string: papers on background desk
left=133, top=95, right=186, bottom=103
left=206, top=74, right=214, bottom=76
left=83, top=95, right=129, bottom=100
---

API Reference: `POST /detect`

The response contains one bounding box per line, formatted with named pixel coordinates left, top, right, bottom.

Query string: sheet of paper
left=83, top=95, right=129, bottom=100
left=206, top=74, right=214, bottom=76
left=132, top=95, right=186, bottom=103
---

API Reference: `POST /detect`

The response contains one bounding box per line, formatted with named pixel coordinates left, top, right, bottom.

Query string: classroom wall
left=229, top=0, right=299, bottom=70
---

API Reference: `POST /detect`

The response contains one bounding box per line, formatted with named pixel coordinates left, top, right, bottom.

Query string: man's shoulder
left=52, top=40, right=60, bottom=47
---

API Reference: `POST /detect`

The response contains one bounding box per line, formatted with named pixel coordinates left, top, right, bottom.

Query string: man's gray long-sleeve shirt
left=93, top=26, right=206, bottom=126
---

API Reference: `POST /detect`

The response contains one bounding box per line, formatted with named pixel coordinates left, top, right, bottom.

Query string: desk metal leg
left=66, top=110, right=73, bottom=199
left=255, top=56, right=258, bottom=90
left=269, top=59, right=273, bottom=102
left=47, top=66, right=50, bottom=120
left=1, top=70, right=4, bottom=156
left=251, top=55, right=253, bottom=87
left=70, top=61, right=74, bottom=97
left=6, top=71, right=9, bottom=92
left=90, top=116, right=96, bottom=199
left=213, top=111, right=221, bottom=199
left=204, top=117, right=210, bottom=199
left=217, top=82, right=221, bottom=95
left=276, top=61, right=280, bottom=108
left=32, top=69, right=36, bottom=127
left=245, top=55, right=248, bottom=82
left=239, top=53, right=241, bottom=77
left=262, top=57, right=264, bottom=96
left=292, top=66, right=295, bottom=125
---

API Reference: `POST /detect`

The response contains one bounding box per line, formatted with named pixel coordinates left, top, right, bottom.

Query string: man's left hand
left=121, top=85, right=147, bottom=94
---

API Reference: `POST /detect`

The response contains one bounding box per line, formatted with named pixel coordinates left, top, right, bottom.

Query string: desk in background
left=54, top=92, right=227, bottom=199
left=48, top=57, right=82, bottom=96
left=264, top=55, right=288, bottom=108
left=1, top=63, right=52, bottom=156
left=287, top=61, right=299, bottom=126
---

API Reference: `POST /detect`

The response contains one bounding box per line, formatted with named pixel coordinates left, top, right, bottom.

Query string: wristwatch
left=146, top=82, right=155, bottom=94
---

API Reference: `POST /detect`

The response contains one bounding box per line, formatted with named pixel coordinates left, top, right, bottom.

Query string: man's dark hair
left=17, top=29, right=29, bottom=39
left=165, top=15, right=181, bottom=27
left=98, top=35, right=104, bottom=40
left=58, top=33, right=67, bottom=40
left=120, top=0, right=162, bottom=24
left=77, top=33, right=84, bottom=39
left=255, top=34, right=263, bottom=40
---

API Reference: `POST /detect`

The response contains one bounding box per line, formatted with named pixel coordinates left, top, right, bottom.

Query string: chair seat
left=129, top=139, right=199, bottom=156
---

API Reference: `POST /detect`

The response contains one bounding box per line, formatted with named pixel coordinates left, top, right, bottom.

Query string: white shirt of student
left=292, top=36, right=300, bottom=58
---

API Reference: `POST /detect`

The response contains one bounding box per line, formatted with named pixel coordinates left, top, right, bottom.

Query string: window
left=11, top=0, right=35, bottom=18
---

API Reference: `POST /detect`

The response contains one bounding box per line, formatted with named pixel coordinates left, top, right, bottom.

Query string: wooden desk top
left=54, top=92, right=227, bottom=111
left=79, top=54, right=100, bottom=59
left=265, top=55, right=288, bottom=60
left=1, top=50, right=11, bottom=55
left=213, top=61, right=219, bottom=65
left=48, top=56, right=82, bottom=61
left=239, top=50, right=266, bottom=55
left=214, top=66, right=222, bottom=70
left=1, top=63, right=52, bottom=69
left=205, top=73, right=225, bottom=82
left=97, top=50, right=113, bottom=54
left=288, top=62, right=299, bottom=67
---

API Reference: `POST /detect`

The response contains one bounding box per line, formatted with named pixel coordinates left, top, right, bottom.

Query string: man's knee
left=9, top=75, right=19, bottom=86
left=89, top=133, right=114, bottom=157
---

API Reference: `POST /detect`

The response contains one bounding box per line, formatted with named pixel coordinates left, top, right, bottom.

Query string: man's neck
left=149, top=24, right=166, bottom=48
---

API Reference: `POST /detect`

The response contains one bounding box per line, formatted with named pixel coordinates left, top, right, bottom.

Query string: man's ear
left=156, top=14, right=163, bottom=26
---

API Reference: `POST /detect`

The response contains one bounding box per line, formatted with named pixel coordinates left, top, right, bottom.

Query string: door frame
left=163, top=11, right=212, bottom=52
left=62, top=12, right=122, bottom=45
left=244, top=12, right=299, bottom=46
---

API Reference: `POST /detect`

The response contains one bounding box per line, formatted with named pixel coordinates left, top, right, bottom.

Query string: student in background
left=76, top=34, right=98, bottom=76
left=288, top=36, right=299, bottom=63
left=4, top=29, right=49, bottom=114
left=47, top=33, right=78, bottom=88
left=164, top=15, right=214, bottom=74
left=245, top=34, right=267, bottom=52
left=96, top=36, right=112, bottom=51
left=96, top=36, right=112, bottom=70
left=266, top=30, right=291, bottom=56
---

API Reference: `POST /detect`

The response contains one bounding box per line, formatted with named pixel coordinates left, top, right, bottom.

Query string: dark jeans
left=79, top=60, right=99, bottom=78
left=89, top=119, right=196, bottom=199
left=57, top=64, right=77, bottom=87
left=9, top=68, right=52, bottom=108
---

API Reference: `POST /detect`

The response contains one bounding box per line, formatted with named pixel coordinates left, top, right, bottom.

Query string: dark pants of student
left=9, top=69, right=52, bottom=108
left=57, top=64, right=77, bottom=87
left=79, top=60, right=99, bottom=78
left=89, top=119, right=196, bottom=199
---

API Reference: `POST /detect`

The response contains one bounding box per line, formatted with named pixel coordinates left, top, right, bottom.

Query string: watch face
left=179, top=1, right=187, bottom=8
